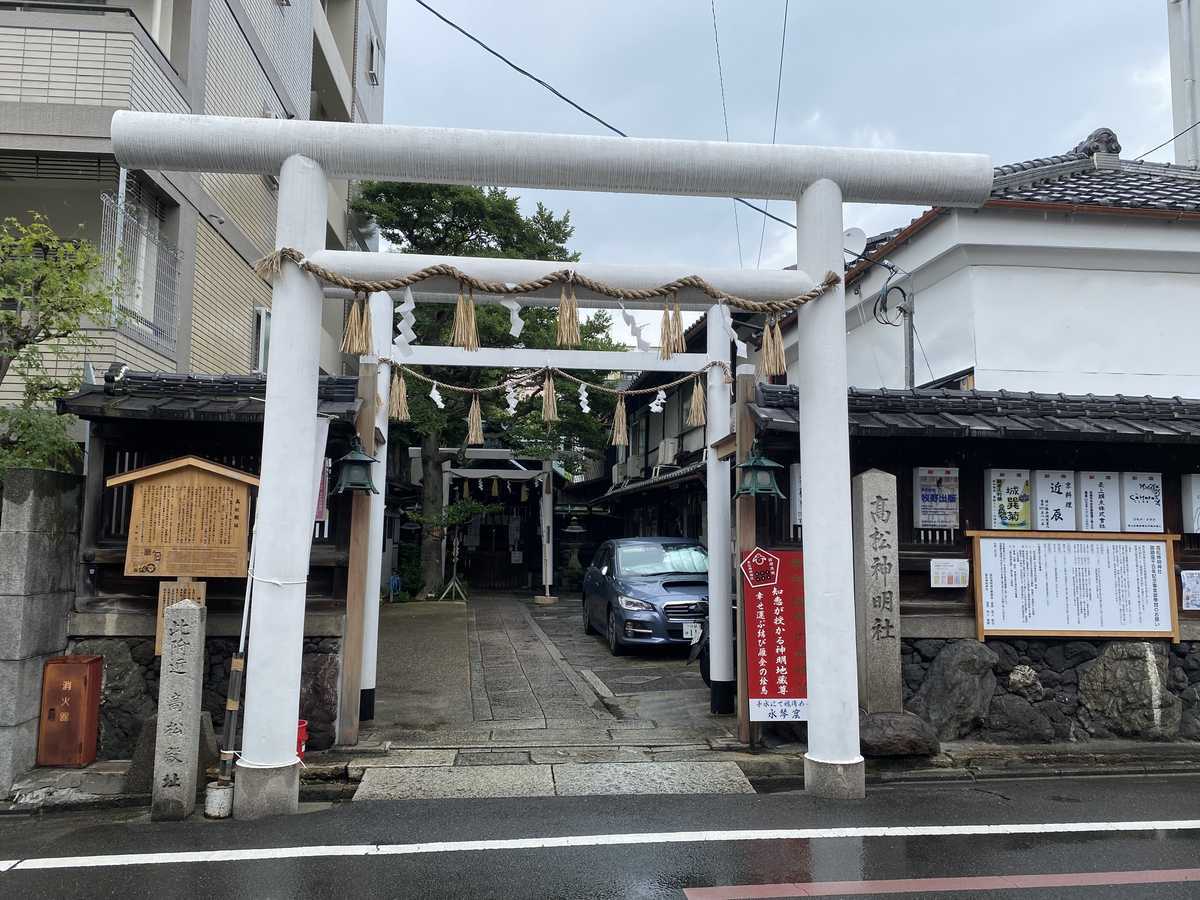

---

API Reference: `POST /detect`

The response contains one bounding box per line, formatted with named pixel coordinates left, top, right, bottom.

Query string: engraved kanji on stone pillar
left=151, top=599, right=206, bottom=820
left=852, top=469, right=902, bottom=713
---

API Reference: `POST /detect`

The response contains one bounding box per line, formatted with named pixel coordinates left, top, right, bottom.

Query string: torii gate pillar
left=795, top=179, right=865, bottom=798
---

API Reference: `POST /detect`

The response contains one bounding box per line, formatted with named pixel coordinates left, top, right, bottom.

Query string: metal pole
left=359, top=291, right=391, bottom=721
left=233, top=154, right=327, bottom=819
left=903, top=296, right=915, bottom=390
left=706, top=305, right=735, bottom=714
left=734, top=368, right=758, bottom=743
left=795, top=180, right=865, bottom=799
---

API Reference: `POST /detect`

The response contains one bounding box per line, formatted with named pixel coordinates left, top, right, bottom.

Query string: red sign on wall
left=740, top=547, right=807, bottom=721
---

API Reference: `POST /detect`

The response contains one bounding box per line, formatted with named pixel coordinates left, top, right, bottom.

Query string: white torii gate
left=111, top=111, right=992, bottom=818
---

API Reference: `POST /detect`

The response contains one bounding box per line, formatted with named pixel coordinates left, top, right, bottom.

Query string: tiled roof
left=58, top=363, right=360, bottom=423
left=600, top=460, right=706, bottom=499
left=751, top=384, right=1200, bottom=443
left=988, top=127, right=1200, bottom=213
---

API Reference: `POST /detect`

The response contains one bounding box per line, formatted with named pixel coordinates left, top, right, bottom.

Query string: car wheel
left=582, top=594, right=596, bottom=635
left=607, top=607, right=624, bottom=656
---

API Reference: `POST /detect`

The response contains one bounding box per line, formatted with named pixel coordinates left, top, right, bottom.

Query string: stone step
left=352, top=761, right=754, bottom=801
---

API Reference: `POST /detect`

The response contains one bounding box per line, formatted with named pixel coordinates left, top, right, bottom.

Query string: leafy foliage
left=0, top=215, right=108, bottom=477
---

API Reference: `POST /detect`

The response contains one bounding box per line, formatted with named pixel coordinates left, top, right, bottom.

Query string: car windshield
left=616, top=543, right=708, bottom=577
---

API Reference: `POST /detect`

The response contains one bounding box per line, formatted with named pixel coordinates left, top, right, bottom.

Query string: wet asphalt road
left=3, top=775, right=1200, bottom=898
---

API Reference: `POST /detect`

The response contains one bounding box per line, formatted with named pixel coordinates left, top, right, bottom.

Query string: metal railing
left=100, top=190, right=180, bottom=357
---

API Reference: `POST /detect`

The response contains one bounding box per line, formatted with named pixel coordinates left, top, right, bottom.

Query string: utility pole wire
left=710, top=0, right=744, bottom=267
left=756, top=0, right=790, bottom=268
left=1134, top=118, right=1200, bottom=161
left=412, top=0, right=798, bottom=230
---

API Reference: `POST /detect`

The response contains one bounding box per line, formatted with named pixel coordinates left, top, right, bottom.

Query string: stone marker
left=151, top=600, right=206, bottom=820
left=851, top=469, right=902, bottom=713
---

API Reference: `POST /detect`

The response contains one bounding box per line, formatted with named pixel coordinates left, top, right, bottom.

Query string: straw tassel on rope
left=757, top=316, right=787, bottom=378
left=389, top=367, right=410, bottom=422
left=541, top=372, right=559, bottom=423
left=659, top=302, right=677, bottom=360
left=556, top=283, right=581, bottom=348
left=671, top=299, right=686, bottom=353
left=610, top=393, right=629, bottom=446
left=340, top=292, right=372, bottom=355
left=452, top=283, right=480, bottom=351
left=466, top=391, right=484, bottom=445
left=686, top=376, right=706, bottom=428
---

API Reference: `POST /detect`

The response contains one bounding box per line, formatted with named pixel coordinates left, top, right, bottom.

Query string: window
left=617, top=542, right=708, bottom=577
left=367, top=35, right=380, bottom=86
left=253, top=307, right=271, bottom=373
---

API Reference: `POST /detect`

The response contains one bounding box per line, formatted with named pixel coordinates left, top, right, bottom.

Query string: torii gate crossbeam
left=111, top=110, right=992, bottom=819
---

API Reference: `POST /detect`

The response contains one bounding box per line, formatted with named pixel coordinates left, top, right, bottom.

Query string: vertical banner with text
left=740, top=547, right=807, bottom=721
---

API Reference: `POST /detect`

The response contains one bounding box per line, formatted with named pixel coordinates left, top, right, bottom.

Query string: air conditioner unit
left=612, top=461, right=627, bottom=484
left=657, top=438, right=679, bottom=465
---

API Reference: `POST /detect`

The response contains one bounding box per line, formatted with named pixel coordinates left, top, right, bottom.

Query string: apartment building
left=0, top=0, right=387, bottom=400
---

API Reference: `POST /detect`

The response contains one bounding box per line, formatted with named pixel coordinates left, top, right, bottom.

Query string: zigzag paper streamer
left=649, top=389, right=666, bottom=413
left=429, top=384, right=445, bottom=409
left=500, top=298, right=524, bottom=338
left=394, top=286, right=417, bottom=357
left=578, top=383, right=590, bottom=414
left=618, top=303, right=651, bottom=352
left=721, top=304, right=747, bottom=359
left=505, top=383, right=519, bottom=415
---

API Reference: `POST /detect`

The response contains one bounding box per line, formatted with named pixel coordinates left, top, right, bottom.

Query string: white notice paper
left=977, top=537, right=1173, bottom=635
left=930, top=558, right=970, bottom=589
left=913, top=467, right=960, bottom=529
left=1183, top=571, right=1200, bottom=611
left=1121, top=472, right=1164, bottom=532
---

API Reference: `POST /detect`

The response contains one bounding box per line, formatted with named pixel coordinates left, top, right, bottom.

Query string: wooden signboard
left=155, top=578, right=208, bottom=655
left=106, top=456, right=258, bottom=578
left=968, top=530, right=1179, bottom=642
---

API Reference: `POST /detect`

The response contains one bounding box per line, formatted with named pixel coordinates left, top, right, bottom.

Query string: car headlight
left=618, top=595, right=654, bottom=612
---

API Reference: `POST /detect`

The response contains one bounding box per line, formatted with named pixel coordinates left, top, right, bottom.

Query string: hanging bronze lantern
left=732, top=443, right=786, bottom=500
left=332, top=435, right=378, bottom=495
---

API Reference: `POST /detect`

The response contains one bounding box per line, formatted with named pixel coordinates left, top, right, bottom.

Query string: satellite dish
left=842, top=226, right=867, bottom=258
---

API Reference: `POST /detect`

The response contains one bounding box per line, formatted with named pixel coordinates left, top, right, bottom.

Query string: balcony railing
left=100, top=191, right=179, bottom=357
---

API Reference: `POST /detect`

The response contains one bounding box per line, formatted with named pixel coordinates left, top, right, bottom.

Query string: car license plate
left=683, top=621, right=702, bottom=642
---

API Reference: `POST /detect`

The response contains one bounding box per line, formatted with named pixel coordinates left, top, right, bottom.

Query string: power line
left=412, top=0, right=797, bottom=230
left=1135, top=118, right=1200, bottom=161
left=756, top=0, right=790, bottom=268
left=709, top=0, right=744, bottom=267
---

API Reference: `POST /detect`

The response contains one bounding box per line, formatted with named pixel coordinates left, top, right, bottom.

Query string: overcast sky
left=383, top=1, right=1176, bottom=332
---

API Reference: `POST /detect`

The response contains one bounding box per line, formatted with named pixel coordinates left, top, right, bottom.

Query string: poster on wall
left=1032, top=470, right=1075, bottom=531
left=1182, top=475, right=1200, bottom=534
left=1121, top=472, right=1164, bottom=532
left=971, top=531, right=1178, bottom=639
left=740, top=547, right=808, bottom=722
left=930, top=558, right=970, bottom=588
left=1077, top=472, right=1120, bottom=532
left=1182, top=571, right=1200, bottom=611
left=912, top=467, right=960, bottom=529
left=985, top=469, right=1031, bottom=530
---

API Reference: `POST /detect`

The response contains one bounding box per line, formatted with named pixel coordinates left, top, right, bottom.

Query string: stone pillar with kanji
left=151, top=600, right=206, bottom=820
left=851, top=469, right=902, bottom=713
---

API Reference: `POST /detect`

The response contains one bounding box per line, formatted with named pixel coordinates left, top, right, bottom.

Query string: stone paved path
left=348, top=594, right=751, bottom=798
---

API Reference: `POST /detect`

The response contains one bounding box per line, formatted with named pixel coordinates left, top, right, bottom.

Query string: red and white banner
left=740, top=547, right=807, bottom=722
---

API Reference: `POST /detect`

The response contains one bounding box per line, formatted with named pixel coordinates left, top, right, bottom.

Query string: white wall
left=838, top=208, right=1200, bottom=396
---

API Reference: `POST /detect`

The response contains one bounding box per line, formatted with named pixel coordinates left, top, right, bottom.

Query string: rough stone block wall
left=902, top=637, right=1200, bottom=743
left=0, top=470, right=81, bottom=795
left=68, top=637, right=341, bottom=758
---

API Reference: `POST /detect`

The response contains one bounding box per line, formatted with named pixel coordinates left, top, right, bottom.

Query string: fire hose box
left=37, top=656, right=102, bottom=767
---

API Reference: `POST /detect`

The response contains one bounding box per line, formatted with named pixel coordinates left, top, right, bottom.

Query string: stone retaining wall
left=903, top=637, right=1200, bottom=743
left=67, top=637, right=341, bottom=758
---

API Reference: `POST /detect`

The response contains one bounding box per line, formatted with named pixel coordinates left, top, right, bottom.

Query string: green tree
left=353, top=183, right=625, bottom=595
left=0, top=215, right=111, bottom=476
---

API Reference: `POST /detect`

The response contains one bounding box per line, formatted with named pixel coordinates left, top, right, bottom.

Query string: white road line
left=3, top=819, right=1200, bottom=873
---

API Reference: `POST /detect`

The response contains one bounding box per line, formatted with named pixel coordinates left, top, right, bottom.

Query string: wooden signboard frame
left=967, top=530, right=1180, bottom=642
left=106, top=456, right=258, bottom=579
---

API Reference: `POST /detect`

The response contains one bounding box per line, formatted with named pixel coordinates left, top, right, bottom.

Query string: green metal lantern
left=332, top=435, right=379, bottom=495
left=732, top=444, right=786, bottom=500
